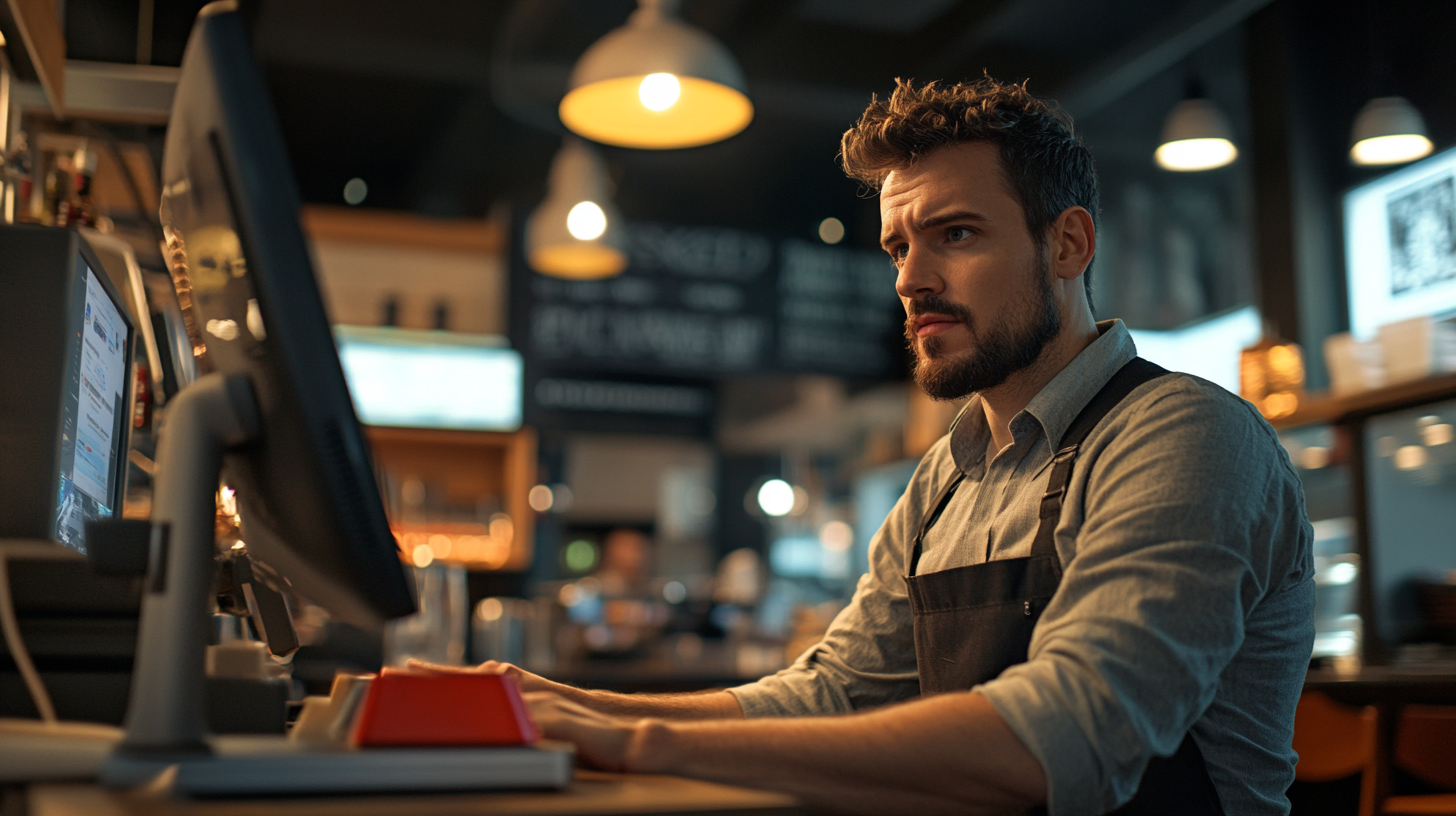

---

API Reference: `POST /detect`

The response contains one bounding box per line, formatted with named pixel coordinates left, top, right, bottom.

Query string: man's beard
left=905, top=256, right=1062, bottom=401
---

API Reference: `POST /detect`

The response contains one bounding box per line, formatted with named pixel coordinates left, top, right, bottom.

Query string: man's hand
left=407, top=658, right=744, bottom=721
left=524, top=691, right=1046, bottom=816
left=406, top=659, right=562, bottom=694
left=524, top=692, right=652, bottom=772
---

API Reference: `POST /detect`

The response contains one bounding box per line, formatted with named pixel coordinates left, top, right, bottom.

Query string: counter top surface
left=27, top=771, right=801, bottom=816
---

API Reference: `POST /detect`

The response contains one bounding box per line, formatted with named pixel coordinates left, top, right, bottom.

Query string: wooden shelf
left=1271, top=372, right=1456, bottom=430
left=301, top=205, right=504, bottom=253
left=365, top=426, right=537, bottom=571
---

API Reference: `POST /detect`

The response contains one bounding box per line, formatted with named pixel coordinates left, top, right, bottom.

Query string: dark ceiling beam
left=1050, top=0, right=1275, bottom=117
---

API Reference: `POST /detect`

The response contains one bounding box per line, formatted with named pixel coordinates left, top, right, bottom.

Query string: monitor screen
left=54, top=256, right=131, bottom=552
left=335, top=327, right=523, bottom=432
left=156, top=6, right=413, bottom=626
left=1344, top=145, right=1456, bottom=339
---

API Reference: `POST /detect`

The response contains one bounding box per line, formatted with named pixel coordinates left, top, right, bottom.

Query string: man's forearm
left=624, top=692, right=1045, bottom=815
left=558, top=685, right=744, bottom=720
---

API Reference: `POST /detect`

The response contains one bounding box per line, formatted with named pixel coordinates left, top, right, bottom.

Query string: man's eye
left=947, top=227, right=974, bottom=242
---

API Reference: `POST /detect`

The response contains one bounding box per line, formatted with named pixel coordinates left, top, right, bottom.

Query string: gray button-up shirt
left=729, top=320, right=1315, bottom=816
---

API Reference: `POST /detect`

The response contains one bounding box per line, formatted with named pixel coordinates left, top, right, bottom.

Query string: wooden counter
left=28, top=771, right=801, bottom=816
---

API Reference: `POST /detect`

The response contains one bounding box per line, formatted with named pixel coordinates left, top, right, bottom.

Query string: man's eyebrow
left=881, top=210, right=991, bottom=251
left=915, top=210, right=990, bottom=232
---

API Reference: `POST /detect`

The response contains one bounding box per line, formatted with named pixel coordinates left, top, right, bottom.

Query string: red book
left=353, top=668, right=540, bottom=747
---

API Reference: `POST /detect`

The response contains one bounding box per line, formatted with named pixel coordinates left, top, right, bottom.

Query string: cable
left=0, top=552, right=58, bottom=723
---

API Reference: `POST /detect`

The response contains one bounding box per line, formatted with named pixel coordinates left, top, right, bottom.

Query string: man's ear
left=1050, top=206, right=1096, bottom=281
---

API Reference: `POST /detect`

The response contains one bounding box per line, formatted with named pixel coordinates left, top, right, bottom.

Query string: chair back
left=1395, top=705, right=1456, bottom=791
left=1294, top=691, right=1378, bottom=781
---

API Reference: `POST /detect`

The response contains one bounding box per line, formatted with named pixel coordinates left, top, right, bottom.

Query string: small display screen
left=335, top=326, right=523, bottom=432
left=54, top=258, right=130, bottom=552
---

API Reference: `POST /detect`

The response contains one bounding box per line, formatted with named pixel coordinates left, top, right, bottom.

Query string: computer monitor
left=56, top=253, right=133, bottom=549
left=156, top=3, right=413, bottom=628
left=0, top=226, right=135, bottom=554
left=98, top=5, right=575, bottom=791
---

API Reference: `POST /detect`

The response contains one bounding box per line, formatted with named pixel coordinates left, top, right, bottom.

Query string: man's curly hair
left=841, top=76, right=1099, bottom=303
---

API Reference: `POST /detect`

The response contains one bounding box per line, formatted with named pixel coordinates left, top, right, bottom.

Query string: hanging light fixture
left=527, top=139, right=627, bottom=280
left=1350, top=96, right=1433, bottom=166
left=559, top=0, right=753, bottom=150
left=1155, top=95, right=1239, bottom=172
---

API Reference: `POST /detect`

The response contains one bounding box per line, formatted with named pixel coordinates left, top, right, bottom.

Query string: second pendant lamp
left=1155, top=93, right=1238, bottom=173
left=1349, top=96, right=1433, bottom=166
left=559, top=0, right=753, bottom=150
left=527, top=139, right=627, bottom=280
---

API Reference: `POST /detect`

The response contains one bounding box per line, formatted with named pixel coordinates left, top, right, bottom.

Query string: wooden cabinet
left=365, top=426, right=537, bottom=572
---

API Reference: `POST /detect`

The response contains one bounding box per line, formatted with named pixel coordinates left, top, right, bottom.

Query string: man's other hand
left=406, top=659, right=744, bottom=722
left=524, top=692, right=654, bottom=773
left=405, top=659, right=561, bottom=694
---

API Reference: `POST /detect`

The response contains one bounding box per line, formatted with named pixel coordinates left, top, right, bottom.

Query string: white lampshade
left=1350, top=96, right=1433, bottom=166
left=527, top=139, right=627, bottom=280
left=559, top=0, right=753, bottom=150
left=1155, top=98, right=1239, bottom=172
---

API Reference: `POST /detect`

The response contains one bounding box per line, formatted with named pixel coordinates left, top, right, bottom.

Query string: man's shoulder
left=1126, top=370, right=1273, bottom=435
left=1093, top=369, right=1297, bottom=483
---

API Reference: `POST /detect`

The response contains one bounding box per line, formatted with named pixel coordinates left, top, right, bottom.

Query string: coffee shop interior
left=1, top=0, right=1455, bottom=813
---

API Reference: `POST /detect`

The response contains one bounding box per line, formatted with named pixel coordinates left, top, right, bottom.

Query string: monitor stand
left=99, top=373, right=573, bottom=795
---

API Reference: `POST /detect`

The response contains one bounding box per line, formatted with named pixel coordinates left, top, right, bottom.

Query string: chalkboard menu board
left=511, top=222, right=903, bottom=381
left=777, top=238, right=903, bottom=376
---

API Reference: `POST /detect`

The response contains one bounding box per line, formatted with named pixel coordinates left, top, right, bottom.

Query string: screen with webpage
left=54, top=257, right=129, bottom=552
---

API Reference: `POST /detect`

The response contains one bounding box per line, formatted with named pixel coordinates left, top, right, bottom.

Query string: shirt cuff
left=725, top=681, right=782, bottom=719
left=976, top=667, right=1125, bottom=816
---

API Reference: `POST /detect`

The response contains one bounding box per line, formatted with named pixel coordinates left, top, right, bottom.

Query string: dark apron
left=904, top=358, right=1224, bottom=816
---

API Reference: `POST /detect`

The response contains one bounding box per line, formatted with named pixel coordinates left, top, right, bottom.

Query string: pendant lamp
left=527, top=139, right=627, bottom=280
left=1155, top=97, right=1238, bottom=172
left=559, top=0, right=753, bottom=150
left=1350, top=96, right=1433, bottom=166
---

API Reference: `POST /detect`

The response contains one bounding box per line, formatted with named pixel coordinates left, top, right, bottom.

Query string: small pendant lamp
left=1155, top=94, right=1238, bottom=172
left=527, top=139, right=627, bottom=280
left=1349, top=96, right=1433, bottom=166
left=559, top=0, right=753, bottom=150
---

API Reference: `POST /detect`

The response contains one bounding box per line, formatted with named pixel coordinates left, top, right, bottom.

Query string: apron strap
left=1029, top=357, right=1170, bottom=560
left=908, top=470, right=966, bottom=577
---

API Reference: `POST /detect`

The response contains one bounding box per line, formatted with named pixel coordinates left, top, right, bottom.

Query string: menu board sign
left=512, top=222, right=902, bottom=380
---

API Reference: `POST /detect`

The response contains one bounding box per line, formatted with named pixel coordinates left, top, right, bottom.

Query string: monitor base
left=100, top=736, right=575, bottom=795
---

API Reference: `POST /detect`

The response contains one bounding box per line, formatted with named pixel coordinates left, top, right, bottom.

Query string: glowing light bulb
left=757, top=479, right=795, bottom=517
left=566, top=201, right=607, bottom=240
left=1350, top=133, right=1433, bottom=166
left=1155, top=138, right=1238, bottom=171
left=638, top=72, right=681, bottom=112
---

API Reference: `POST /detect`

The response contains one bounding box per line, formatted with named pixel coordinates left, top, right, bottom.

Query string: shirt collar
left=949, top=319, right=1138, bottom=473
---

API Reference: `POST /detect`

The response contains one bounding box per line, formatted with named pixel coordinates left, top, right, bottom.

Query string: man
left=451, top=78, right=1315, bottom=815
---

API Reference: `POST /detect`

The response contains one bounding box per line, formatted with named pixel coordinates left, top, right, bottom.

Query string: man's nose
left=894, top=246, right=945, bottom=301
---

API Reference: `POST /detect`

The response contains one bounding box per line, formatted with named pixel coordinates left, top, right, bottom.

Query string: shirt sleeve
left=727, top=441, right=956, bottom=718
left=973, top=378, right=1312, bottom=816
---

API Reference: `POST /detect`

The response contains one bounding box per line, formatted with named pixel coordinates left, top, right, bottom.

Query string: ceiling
left=62, top=0, right=1257, bottom=252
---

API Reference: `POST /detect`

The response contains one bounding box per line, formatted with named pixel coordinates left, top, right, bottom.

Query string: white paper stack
left=1377, top=315, right=1456, bottom=384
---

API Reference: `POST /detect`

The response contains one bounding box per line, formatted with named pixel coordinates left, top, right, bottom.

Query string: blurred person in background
left=427, top=76, right=1314, bottom=816
left=595, top=527, right=652, bottom=597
